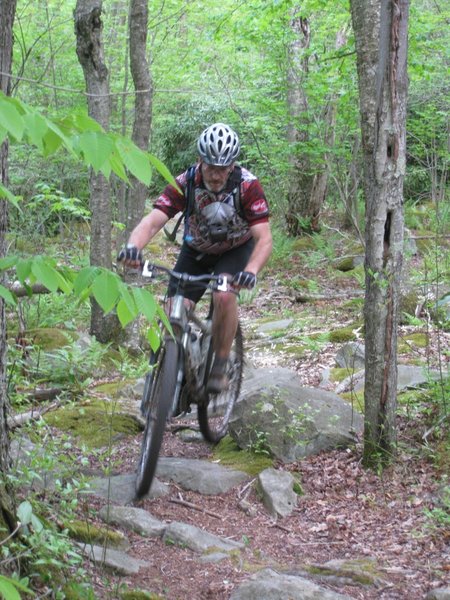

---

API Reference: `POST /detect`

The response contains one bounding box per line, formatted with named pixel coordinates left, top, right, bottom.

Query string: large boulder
left=230, top=368, right=363, bottom=462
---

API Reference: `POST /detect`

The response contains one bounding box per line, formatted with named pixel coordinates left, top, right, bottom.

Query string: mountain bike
left=135, top=260, right=244, bottom=500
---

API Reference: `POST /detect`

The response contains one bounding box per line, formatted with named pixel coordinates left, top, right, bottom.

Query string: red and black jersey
left=154, top=163, right=269, bottom=255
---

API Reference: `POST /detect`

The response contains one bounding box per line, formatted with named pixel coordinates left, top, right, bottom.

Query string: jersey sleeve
left=241, top=179, right=270, bottom=226
left=153, top=171, right=188, bottom=218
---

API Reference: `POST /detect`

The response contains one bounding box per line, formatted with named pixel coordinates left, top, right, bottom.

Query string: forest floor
left=17, top=229, right=448, bottom=599
left=74, top=232, right=449, bottom=600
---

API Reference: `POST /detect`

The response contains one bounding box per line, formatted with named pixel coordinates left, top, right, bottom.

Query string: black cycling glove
left=232, top=271, right=257, bottom=290
left=117, top=244, right=143, bottom=263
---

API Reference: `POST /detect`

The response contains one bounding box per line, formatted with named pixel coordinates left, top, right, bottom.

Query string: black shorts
left=167, top=239, right=255, bottom=303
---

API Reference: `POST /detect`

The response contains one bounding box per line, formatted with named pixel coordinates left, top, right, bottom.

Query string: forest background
left=0, top=0, right=448, bottom=598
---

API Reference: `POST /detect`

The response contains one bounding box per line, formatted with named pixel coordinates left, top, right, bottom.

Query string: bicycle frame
left=141, top=260, right=231, bottom=413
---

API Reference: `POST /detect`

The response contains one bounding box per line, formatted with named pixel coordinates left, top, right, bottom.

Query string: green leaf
left=147, top=321, right=162, bottom=352
left=0, top=100, right=24, bottom=141
left=0, top=256, right=17, bottom=270
left=116, top=138, right=151, bottom=185
left=31, top=514, right=44, bottom=533
left=108, top=150, right=129, bottom=183
left=42, top=120, right=72, bottom=156
left=15, top=259, right=32, bottom=284
left=0, top=184, right=21, bottom=210
left=117, top=282, right=137, bottom=315
left=73, top=266, right=100, bottom=296
left=31, top=258, right=61, bottom=292
left=0, top=578, right=21, bottom=600
left=91, top=271, right=120, bottom=313
left=70, top=111, right=103, bottom=132
left=116, top=298, right=136, bottom=327
left=0, top=285, right=17, bottom=306
left=148, top=153, right=180, bottom=191
left=23, top=112, right=48, bottom=151
left=132, top=287, right=157, bottom=323
left=78, top=131, right=114, bottom=172
left=17, top=500, right=33, bottom=525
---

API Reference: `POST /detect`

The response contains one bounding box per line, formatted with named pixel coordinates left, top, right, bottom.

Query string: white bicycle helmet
left=197, top=123, right=240, bottom=166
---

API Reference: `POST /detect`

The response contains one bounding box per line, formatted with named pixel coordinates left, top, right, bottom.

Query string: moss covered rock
left=65, top=519, right=129, bottom=549
left=26, top=327, right=75, bottom=351
left=291, top=236, right=317, bottom=252
left=398, top=333, right=429, bottom=354
left=44, top=400, right=141, bottom=448
left=329, top=327, right=358, bottom=343
left=213, top=436, right=273, bottom=476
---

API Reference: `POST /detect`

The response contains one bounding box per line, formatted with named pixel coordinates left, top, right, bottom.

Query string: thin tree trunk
left=285, top=8, right=313, bottom=236
left=126, top=0, right=152, bottom=237
left=0, top=0, right=19, bottom=533
left=309, top=27, right=348, bottom=228
left=351, top=0, right=409, bottom=466
left=74, top=0, right=116, bottom=342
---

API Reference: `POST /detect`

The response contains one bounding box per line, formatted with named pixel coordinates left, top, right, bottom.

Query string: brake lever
left=216, top=275, right=228, bottom=292
left=141, top=260, right=155, bottom=279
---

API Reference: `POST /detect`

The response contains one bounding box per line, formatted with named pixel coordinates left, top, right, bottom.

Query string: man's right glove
left=232, top=271, right=257, bottom=290
left=117, top=244, right=143, bottom=263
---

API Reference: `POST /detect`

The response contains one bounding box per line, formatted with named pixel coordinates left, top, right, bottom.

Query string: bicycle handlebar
left=141, top=261, right=231, bottom=293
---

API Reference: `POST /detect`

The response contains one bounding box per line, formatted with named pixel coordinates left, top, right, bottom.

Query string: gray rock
left=163, top=521, right=243, bottom=554
left=229, top=568, right=354, bottom=599
left=335, top=342, right=365, bottom=370
left=258, top=468, right=298, bottom=517
left=336, top=364, right=442, bottom=394
left=230, top=368, right=363, bottom=462
left=156, top=457, right=247, bottom=494
left=98, top=505, right=167, bottom=537
left=425, top=589, right=450, bottom=600
left=78, top=543, right=149, bottom=575
left=254, top=319, right=295, bottom=335
left=87, top=473, right=169, bottom=504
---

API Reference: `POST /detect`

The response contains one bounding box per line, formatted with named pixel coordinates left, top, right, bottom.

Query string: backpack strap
left=183, top=165, right=197, bottom=243
left=228, top=165, right=242, bottom=216
left=163, top=165, right=196, bottom=243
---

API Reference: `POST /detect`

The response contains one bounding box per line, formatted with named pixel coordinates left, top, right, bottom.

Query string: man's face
left=200, top=161, right=233, bottom=193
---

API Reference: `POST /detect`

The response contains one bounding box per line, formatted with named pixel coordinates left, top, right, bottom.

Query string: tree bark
left=285, top=9, right=314, bottom=236
left=350, top=0, right=409, bottom=466
left=0, top=0, right=19, bottom=533
left=74, top=0, right=116, bottom=342
left=126, top=0, right=152, bottom=238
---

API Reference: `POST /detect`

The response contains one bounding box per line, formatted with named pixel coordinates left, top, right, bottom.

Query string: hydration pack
left=165, top=164, right=242, bottom=243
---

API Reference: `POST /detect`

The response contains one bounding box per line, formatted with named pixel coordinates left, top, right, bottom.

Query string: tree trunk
left=309, top=27, right=348, bottom=228
left=126, top=0, right=152, bottom=238
left=285, top=9, right=314, bottom=236
left=350, top=0, right=409, bottom=466
left=0, top=0, right=19, bottom=533
left=74, top=0, right=116, bottom=342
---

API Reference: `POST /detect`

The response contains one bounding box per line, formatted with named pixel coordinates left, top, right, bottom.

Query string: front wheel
left=135, top=338, right=180, bottom=500
left=197, top=322, right=244, bottom=444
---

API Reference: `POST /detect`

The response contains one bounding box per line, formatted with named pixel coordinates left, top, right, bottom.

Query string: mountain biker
left=119, top=122, right=272, bottom=393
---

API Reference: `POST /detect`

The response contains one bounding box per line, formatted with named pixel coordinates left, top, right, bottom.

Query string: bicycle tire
left=197, top=322, right=244, bottom=444
left=135, top=338, right=180, bottom=500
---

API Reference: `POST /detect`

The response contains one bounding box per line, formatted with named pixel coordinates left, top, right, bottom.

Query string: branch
left=169, top=493, right=222, bottom=519
left=8, top=282, right=52, bottom=298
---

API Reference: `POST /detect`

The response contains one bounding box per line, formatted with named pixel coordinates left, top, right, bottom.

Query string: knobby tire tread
left=135, top=339, right=179, bottom=499
left=197, top=322, right=244, bottom=444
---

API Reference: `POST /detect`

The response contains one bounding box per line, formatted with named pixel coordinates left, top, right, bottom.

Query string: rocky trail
left=11, top=236, right=450, bottom=599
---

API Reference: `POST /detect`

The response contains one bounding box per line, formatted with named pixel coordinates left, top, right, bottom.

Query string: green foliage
left=5, top=425, right=94, bottom=597
left=12, top=182, right=90, bottom=238
left=0, top=575, right=34, bottom=599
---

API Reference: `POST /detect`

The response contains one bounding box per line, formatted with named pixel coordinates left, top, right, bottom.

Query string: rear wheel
left=135, top=338, right=180, bottom=500
left=197, top=322, right=244, bottom=443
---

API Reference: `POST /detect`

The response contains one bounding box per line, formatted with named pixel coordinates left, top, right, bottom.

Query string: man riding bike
left=119, top=122, right=272, bottom=393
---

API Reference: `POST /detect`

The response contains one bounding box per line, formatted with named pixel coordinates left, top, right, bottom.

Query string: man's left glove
left=117, top=244, right=143, bottom=263
left=232, top=271, right=257, bottom=290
